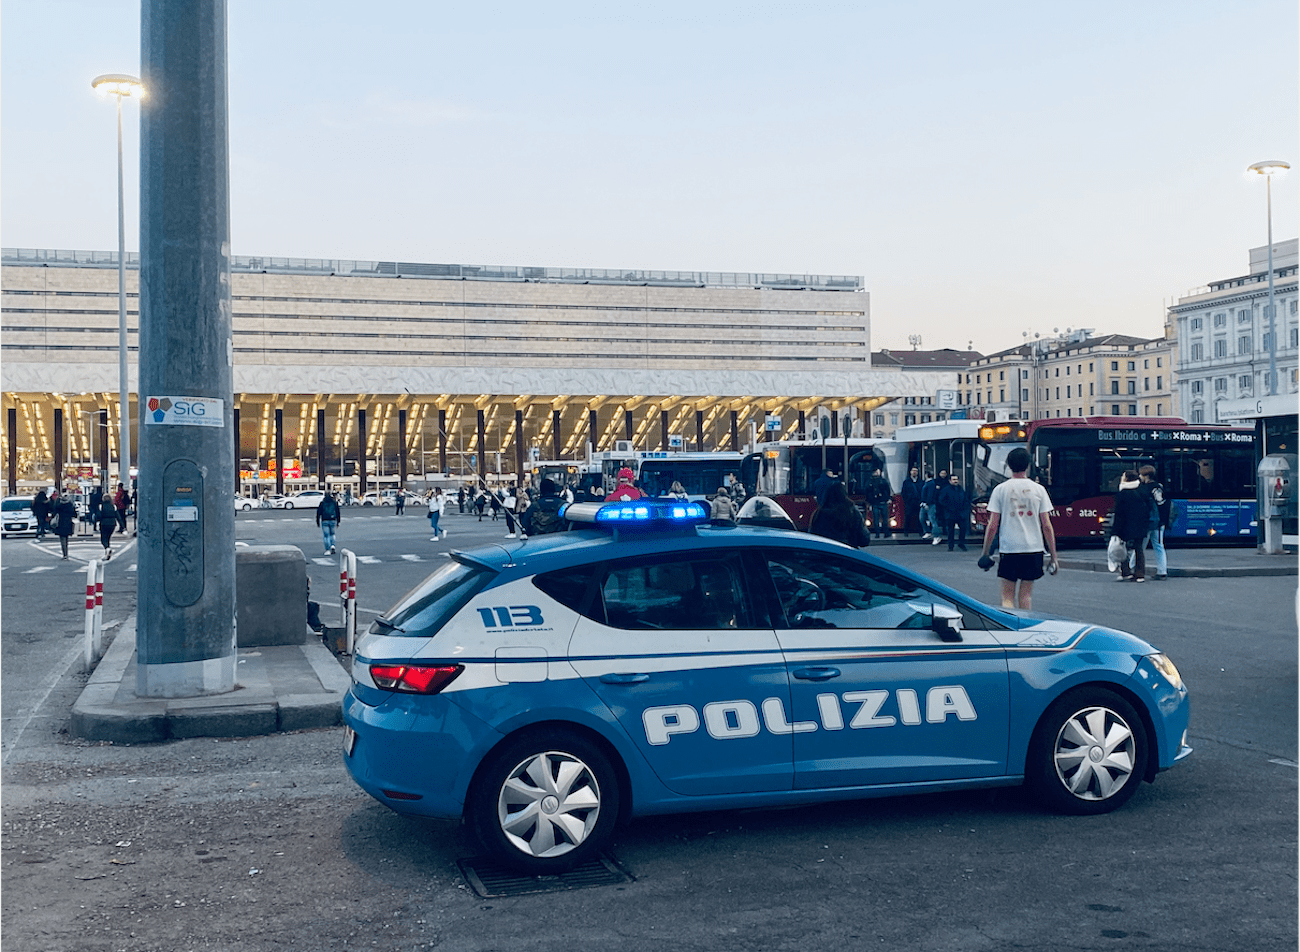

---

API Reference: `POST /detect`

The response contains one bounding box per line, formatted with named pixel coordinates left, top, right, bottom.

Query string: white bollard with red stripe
left=340, top=549, right=358, bottom=655
left=83, top=559, right=106, bottom=670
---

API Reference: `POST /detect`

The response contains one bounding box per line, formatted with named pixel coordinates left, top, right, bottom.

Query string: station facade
left=1, top=248, right=947, bottom=494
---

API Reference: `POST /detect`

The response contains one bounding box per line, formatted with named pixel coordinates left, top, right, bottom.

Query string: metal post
left=116, top=92, right=132, bottom=494
left=398, top=408, right=407, bottom=488
left=1265, top=174, right=1278, bottom=396
left=274, top=407, right=284, bottom=496
left=137, top=0, right=236, bottom=697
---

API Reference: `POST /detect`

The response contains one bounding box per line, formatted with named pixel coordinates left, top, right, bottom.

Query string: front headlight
left=1148, top=652, right=1184, bottom=691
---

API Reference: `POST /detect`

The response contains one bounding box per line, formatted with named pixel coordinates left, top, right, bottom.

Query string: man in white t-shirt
left=980, top=447, right=1058, bottom=610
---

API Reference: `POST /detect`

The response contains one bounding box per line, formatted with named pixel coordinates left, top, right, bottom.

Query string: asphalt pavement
left=67, top=517, right=1297, bottom=745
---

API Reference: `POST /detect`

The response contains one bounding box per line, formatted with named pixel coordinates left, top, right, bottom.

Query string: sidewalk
left=71, top=615, right=351, bottom=745
left=69, top=541, right=1293, bottom=745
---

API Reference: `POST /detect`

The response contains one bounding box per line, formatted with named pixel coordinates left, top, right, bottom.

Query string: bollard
left=83, top=559, right=105, bottom=670
left=341, top=549, right=358, bottom=655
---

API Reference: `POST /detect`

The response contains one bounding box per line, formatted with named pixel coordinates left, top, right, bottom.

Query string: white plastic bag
left=1106, top=535, right=1126, bottom=573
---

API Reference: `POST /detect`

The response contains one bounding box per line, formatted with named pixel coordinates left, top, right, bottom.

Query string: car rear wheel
left=284, top=501, right=294, bottom=509
left=1027, top=687, right=1148, bottom=815
left=469, top=730, right=620, bottom=875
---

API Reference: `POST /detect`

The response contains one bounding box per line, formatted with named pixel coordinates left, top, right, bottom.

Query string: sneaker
left=441, top=529, right=448, bottom=539
left=1153, top=574, right=1168, bottom=581
left=105, top=547, right=112, bottom=561
left=922, top=533, right=932, bottom=540
left=330, top=545, right=336, bottom=555
left=1135, top=577, right=1146, bottom=583
left=505, top=532, right=516, bottom=539
left=932, top=538, right=942, bottom=546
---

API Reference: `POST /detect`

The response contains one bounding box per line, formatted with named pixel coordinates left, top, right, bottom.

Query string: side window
left=764, top=550, right=985, bottom=631
left=532, top=565, right=601, bottom=620
left=599, top=553, right=754, bottom=631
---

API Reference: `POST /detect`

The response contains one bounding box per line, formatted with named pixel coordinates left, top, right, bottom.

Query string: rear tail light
left=369, top=663, right=463, bottom=694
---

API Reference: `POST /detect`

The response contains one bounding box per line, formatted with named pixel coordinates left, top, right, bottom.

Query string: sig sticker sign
left=146, top=396, right=224, bottom=428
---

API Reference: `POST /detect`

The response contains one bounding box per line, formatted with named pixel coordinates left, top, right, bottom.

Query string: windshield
left=2, top=499, right=32, bottom=512
left=376, top=557, right=493, bottom=638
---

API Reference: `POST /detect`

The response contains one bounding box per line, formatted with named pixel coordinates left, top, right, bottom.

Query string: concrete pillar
left=53, top=408, right=64, bottom=491
left=589, top=409, right=599, bottom=455
left=357, top=407, right=367, bottom=495
left=438, top=408, right=447, bottom=474
left=661, top=410, right=669, bottom=450
left=99, top=409, right=110, bottom=487
left=137, top=0, right=236, bottom=697
left=696, top=409, right=704, bottom=452
left=514, top=409, right=525, bottom=487
left=6, top=407, right=16, bottom=496
left=798, top=409, right=806, bottom=440
left=624, top=409, right=634, bottom=444
left=398, top=408, right=407, bottom=488
left=552, top=409, right=562, bottom=461
left=316, top=407, right=325, bottom=489
left=274, top=407, right=284, bottom=496
left=730, top=411, right=739, bottom=451
left=476, top=409, right=486, bottom=484
left=232, top=407, right=240, bottom=492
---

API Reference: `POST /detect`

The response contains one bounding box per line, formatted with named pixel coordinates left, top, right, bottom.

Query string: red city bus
left=741, top=438, right=894, bottom=531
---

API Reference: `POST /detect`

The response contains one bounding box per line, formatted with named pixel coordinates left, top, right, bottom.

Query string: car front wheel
left=284, top=502, right=294, bottom=509
left=1027, top=687, right=1148, bottom=815
left=469, top=730, right=620, bottom=875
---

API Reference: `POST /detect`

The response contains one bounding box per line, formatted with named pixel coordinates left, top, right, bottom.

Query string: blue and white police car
left=342, top=499, right=1191, bottom=874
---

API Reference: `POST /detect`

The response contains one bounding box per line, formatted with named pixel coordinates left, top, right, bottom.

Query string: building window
left=1156, top=376, right=1162, bottom=389
left=1238, top=336, right=1251, bottom=355
left=1214, top=312, right=1227, bottom=327
left=1291, top=328, right=1299, bottom=348
left=1127, top=380, right=1136, bottom=395
left=1214, top=378, right=1227, bottom=392
left=1191, top=380, right=1203, bottom=394
left=1190, top=343, right=1204, bottom=361
left=904, top=414, right=916, bottom=426
left=1110, top=380, right=1119, bottom=395
left=999, top=371, right=1005, bottom=381
left=1089, top=383, right=1094, bottom=395
left=1191, top=318, right=1203, bottom=330
left=1127, top=361, right=1135, bottom=371
left=1066, top=385, right=1072, bottom=398
left=1143, top=359, right=1150, bottom=369
left=1021, top=369, right=1029, bottom=379
left=873, top=413, right=884, bottom=426
left=1143, top=377, right=1150, bottom=391
left=1191, top=408, right=1204, bottom=423
left=920, top=414, right=931, bottom=423
left=1112, top=405, right=1121, bottom=415
left=1054, top=388, right=1059, bottom=399
left=889, top=413, right=899, bottom=425
left=1066, top=366, right=1071, bottom=375
left=1238, top=374, right=1252, bottom=390
left=1238, top=309, right=1252, bottom=324
left=1157, top=403, right=1163, bottom=415
left=1111, top=361, right=1119, bottom=371
left=1089, top=362, right=1094, bottom=372
left=1156, top=357, right=1162, bottom=367
left=1263, top=332, right=1274, bottom=351
left=999, top=388, right=1005, bottom=402
left=1128, top=405, right=1137, bottom=415
left=1021, top=388, right=1029, bottom=402
left=1054, top=367, right=1060, bottom=377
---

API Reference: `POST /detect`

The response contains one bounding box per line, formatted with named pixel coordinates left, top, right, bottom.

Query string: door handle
left=792, top=666, right=841, bottom=681
left=600, top=672, right=650, bottom=684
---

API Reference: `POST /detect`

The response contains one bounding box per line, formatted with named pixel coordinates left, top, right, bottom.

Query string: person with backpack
left=316, top=492, right=341, bottom=555
left=96, top=493, right=118, bottom=560
left=521, top=478, right=567, bottom=536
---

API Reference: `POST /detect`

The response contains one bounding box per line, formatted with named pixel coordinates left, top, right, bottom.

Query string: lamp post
left=92, top=73, right=144, bottom=491
left=1247, top=160, right=1289, bottom=397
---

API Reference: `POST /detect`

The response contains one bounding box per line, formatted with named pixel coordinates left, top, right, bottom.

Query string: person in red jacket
left=607, top=467, right=643, bottom=502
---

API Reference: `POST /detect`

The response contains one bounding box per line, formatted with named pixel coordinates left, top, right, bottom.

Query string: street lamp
left=1247, top=160, right=1289, bottom=397
left=92, top=73, right=144, bottom=489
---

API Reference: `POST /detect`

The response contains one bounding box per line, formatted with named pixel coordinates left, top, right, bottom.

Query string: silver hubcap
left=498, top=751, right=601, bottom=858
left=1053, top=706, right=1136, bottom=801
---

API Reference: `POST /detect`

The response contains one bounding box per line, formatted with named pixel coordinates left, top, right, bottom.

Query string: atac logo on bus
left=145, top=395, right=225, bottom=428
left=642, top=685, right=978, bottom=745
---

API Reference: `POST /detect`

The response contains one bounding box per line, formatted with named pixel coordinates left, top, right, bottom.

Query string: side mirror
left=908, top=601, right=964, bottom=642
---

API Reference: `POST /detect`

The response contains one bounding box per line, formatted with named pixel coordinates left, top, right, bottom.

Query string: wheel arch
left=1025, top=680, right=1161, bottom=784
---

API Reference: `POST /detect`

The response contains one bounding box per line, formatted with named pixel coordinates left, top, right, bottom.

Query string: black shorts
left=997, top=551, right=1044, bottom=582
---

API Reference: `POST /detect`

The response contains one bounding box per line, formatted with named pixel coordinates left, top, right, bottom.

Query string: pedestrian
left=936, top=473, right=970, bottom=551
left=709, top=486, right=737, bottom=525
left=809, top=481, right=871, bottom=548
left=514, top=491, right=531, bottom=537
left=979, top=447, right=1058, bottom=609
left=900, top=466, right=923, bottom=536
left=51, top=490, right=76, bottom=559
left=926, top=469, right=949, bottom=544
left=668, top=480, right=690, bottom=501
left=32, top=487, right=50, bottom=540
left=521, top=478, right=568, bottom=535
left=344, top=487, right=353, bottom=508
left=502, top=487, right=520, bottom=538
left=608, top=467, right=643, bottom=502
left=1111, top=470, right=1151, bottom=582
left=428, top=488, right=447, bottom=540
left=96, top=492, right=117, bottom=560
left=114, top=482, right=129, bottom=532
left=476, top=490, right=488, bottom=521
left=1138, top=465, right=1170, bottom=581
left=812, top=468, right=839, bottom=508
left=316, top=491, right=341, bottom=555
left=395, top=487, right=406, bottom=515
left=488, top=491, right=502, bottom=521
left=727, top=472, right=747, bottom=506
left=457, top=486, right=466, bottom=514
left=867, top=468, right=893, bottom=538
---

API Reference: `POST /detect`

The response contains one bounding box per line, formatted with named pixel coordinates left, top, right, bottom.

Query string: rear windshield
left=2, top=499, right=32, bottom=512
left=370, top=557, right=492, bottom=639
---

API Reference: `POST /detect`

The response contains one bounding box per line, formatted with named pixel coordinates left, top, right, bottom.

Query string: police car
left=342, top=499, right=1191, bottom=874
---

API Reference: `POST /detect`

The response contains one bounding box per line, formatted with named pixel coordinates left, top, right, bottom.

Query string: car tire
left=284, top=502, right=294, bottom=509
left=469, top=730, right=620, bottom=875
left=1027, top=687, right=1148, bottom=815
left=240, top=502, right=252, bottom=511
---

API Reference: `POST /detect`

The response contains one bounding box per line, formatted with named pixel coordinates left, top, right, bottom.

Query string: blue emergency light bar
left=562, top=500, right=709, bottom=528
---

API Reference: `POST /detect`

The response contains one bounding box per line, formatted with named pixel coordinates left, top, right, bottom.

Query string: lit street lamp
left=92, top=73, right=144, bottom=489
left=1246, top=160, right=1289, bottom=397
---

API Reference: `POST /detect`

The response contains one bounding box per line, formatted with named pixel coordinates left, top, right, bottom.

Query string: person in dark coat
left=867, top=469, right=893, bottom=538
left=96, top=494, right=117, bottom=560
left=921, top=469, right=947, bottom=543
left=51, top=491, right=76, bottom=559
left=900, top=467, right=923, bottom=536
left=32, top=488, right=50, bottom=540
left=1111, top=470, right=1153, bottom=582
left=936, top=473, right=971, bottom=551
left=521, top=479, right=568, bottom=536
left=809, top=482, right=870, bottom=548
left=812, top=469, right=839, bottom=508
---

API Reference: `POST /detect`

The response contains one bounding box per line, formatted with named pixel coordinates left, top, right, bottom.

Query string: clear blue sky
left=3, top=0, right=1297, bottom=355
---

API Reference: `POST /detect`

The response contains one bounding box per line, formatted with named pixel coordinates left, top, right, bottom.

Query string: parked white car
left=2, top=496, right=39, bottom=537
left=283, top=490, right=330, bottom=510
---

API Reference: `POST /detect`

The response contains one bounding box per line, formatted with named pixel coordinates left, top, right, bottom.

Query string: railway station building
left=2, top=248, right=947, bottom=494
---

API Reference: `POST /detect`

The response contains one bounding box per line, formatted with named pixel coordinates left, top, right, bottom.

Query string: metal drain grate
left=457, top=852, right=634, bottom=898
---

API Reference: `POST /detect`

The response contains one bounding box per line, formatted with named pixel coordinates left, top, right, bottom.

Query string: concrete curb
left=1055, top=559, right=1297, bottom=578
left=70, top=615, right=348, bottom=744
